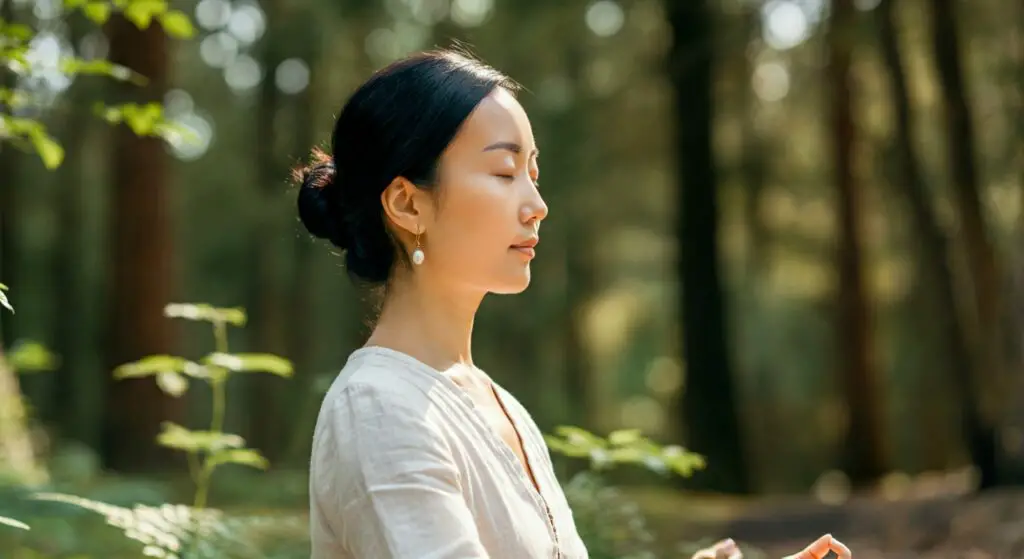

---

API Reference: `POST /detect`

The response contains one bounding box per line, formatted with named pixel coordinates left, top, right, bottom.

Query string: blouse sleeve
left=323, top=382, right=490, bottom=558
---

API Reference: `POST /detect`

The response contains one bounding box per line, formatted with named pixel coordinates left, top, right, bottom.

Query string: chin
left=491, top=270, right=532, bottom=295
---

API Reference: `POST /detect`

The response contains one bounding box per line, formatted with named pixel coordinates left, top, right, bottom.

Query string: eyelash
left=496, top=174, right=541, bottom=188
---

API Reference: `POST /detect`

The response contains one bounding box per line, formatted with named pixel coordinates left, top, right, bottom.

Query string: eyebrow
left=482, top=141, right=539, bottom=157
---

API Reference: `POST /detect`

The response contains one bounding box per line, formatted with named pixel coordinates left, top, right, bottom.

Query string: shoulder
left=318, top=348, right=449, bottom=433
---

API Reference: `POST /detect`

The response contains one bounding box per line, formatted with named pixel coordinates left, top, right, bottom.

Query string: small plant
left=113, top=303, right=293, bottom=510
left=0, top=283, right=11, bottom=314
left=545, top=426, right=705, bottom=478
left=545, top=426, right=706, bottom=558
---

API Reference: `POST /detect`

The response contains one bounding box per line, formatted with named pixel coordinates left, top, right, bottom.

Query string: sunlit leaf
left=28, top=127, right=64, bottom=169
left=553, top=425, right=607, bottom=448
left=8, top=340, right=59, bottom=372
left=163, top=303, right=247, bottom=326
left=203, top=352, right=293, bottom=378
left=156, top=371, right=189, bottom=396
left=0, top=283, right=12, bottom=313
left=607, top=429, right=643, bottom=446
left=0, top=88, right=30, bottom=108
left=0, top=515, right=29, bottom=530
left=82, top=2, right=112, bottom=24
left=0, top=22, right=33, bottom=41
left=60, top=58, right=143, bottom=83
left=62, top=0, right=88, bottom=8
left=123, top=0, right=169, bottom=29
left=156, top=422, right=245, bottom=453
left=114, top=355, right=200, bottom=379
left=207, top=448, right=269, bottom=470
left=158, top=10, right=195, bottom=39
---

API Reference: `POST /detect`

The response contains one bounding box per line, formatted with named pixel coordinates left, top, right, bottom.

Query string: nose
left=520, top=186, right=548, bottom=225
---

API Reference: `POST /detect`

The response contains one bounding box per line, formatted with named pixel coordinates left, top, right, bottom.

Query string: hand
left=691, top=538, right=742, bottom=559
left=783, top=533, right=852, bottom=559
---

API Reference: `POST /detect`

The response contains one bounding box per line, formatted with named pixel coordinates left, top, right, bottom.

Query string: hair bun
left=296, top=150, right=348, bottom=249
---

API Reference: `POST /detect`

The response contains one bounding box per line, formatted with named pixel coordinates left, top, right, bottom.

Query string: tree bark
left=877, top=0, right=997, bottom=486
left=246, top=0, right=289, bottom=460
left=101, top=15, right=181, bottom=472
left=666, top=0, right=749, bottom=494
left=828, top=0, right=888, bottom=486
left=928, top=0, right=1003, bottom=488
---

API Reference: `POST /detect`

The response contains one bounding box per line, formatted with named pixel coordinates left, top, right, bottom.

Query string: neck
left=366, top=272, right=483, bottom=371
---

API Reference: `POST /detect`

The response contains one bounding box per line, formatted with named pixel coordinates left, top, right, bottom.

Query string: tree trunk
left=928, top=0, right=1003, bottom=487
left=50, top=15, right=92, bottom=442
left=737, top=6, right=769, bottom=278
left=666, top=0, right=749, bottom=494
left=827, top=0, right=888, bottom=487
left=877, top=0, right=997, bottom=486
left=101, top=15, right=181, bottom=472
left=247, top=0, right=288, bottom=460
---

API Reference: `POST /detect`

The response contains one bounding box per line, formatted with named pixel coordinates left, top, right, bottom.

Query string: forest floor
left=632, top=484, right=1024, bottom=558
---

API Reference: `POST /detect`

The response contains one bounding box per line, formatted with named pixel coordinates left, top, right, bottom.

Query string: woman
left=301, top=49, right=851, bottom=559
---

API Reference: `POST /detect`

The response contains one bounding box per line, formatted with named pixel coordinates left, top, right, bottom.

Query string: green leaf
left=203, top=352, right=294, bottom=378
left=158, top=10, right=195, bottom=39
left=113, top=355, right=201, bottom=379
left=0, top=22, right=33, bottom=41
left=155, top=371, right=188, bottom=396
left=123, top=0, right=168, bottom=28
left=553, top=425, right=606, bottom=448
left=8, top=340, right=59, bottom=372
left=0, top=88, right=30, bottom=108
left=207, top=448, right=269, bottom=471
left=607, top=429, right=643, bottom=446
left=82, top=2, right=112, bottom=24
left=163, top=303, right=247, bottom=326
left=60, top=58, right=143, bottom=83
left=0, top=283, right=12, bottom=313
left=156, top=422, right=245, bottom=453
left=63, top=0, right=88, bottom=8
left=0, top=515, right=29, bottom=530
left=28, top=127, right=64, bottom=169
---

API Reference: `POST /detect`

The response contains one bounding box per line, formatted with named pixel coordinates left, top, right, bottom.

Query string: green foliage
left=0, top=283, right=12, bottom=313
left=62, top=0, right=196, bottom=38
left=8, top=341, right=59, bottom=373
left=114, top=303, right=293, bottom=510
left=0, top=514, right=30, bottom=530
left=545, top=426, right=706, bottom=478
left=0, top=0, right=197, bottom=168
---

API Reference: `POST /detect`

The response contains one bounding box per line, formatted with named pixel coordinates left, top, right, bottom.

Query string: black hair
left=295, top=49, right=518, bottom=284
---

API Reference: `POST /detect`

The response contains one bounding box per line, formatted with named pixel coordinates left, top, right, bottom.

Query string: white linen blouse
left=309, top=346, right=589, bottom=558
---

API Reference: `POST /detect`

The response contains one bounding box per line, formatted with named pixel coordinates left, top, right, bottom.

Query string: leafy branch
left=113, top=303, right=293, bottom=510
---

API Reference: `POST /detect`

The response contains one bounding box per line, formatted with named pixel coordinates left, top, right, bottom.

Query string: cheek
left=433, top=178, right=514, bottom=257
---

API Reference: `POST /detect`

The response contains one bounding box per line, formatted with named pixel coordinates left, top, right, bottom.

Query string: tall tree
left=50, top=15, right=93, bottom=442
left=247, top=0, right=290, bottom=460
left=100, top=14, right=181, bottom=471
left=928, top=0, right=1003, bottom=486
left=666, top=0, right=748, bottom=493
left=827, top=0, right=888, bottom=486
left=877, top=0, right=996, bottom=486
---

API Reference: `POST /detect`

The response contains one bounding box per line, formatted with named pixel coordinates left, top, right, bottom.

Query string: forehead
left=452, top=87, right=535, bottom=150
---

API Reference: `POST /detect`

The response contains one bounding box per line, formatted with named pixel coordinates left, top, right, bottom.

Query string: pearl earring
left=411, top=233, right=425, bottom=265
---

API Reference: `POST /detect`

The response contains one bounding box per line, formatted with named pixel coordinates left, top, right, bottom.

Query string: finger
left=692, top=538, right=738, bottom=559
left=786, top=534, right=835, bottom=559
left=713, top=539, right=739, bottom=559
left=829, top=536, right=852, bottom=559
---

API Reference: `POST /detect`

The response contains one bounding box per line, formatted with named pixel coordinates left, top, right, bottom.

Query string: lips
left=511, top=237, right=539, bottom=258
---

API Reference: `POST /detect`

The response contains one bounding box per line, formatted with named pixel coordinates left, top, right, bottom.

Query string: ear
left=381, top=176, right=433, bottom=240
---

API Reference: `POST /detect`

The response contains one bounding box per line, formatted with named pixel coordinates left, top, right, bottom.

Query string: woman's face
left=401, top=87, right=547, bottom=295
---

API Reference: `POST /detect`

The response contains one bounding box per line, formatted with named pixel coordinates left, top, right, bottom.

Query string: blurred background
left=1, top=0, right=1023, bottom=556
